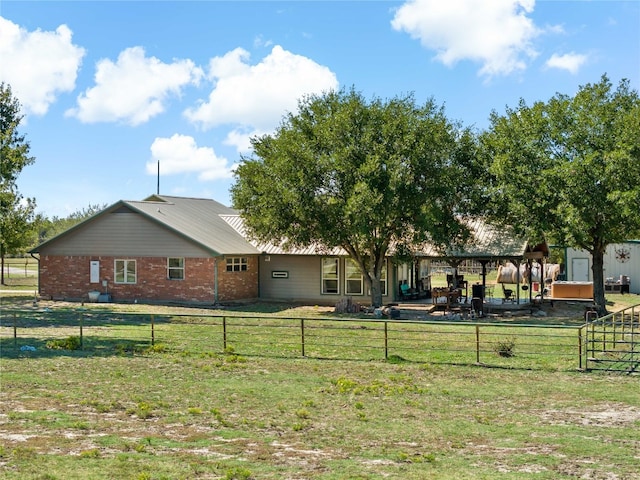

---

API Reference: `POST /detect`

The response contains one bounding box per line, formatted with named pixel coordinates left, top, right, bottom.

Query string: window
left=114, top=259, right=136, bottom=284
left=345, top=259, right=363, bottom=295
left=226, top=257, right=247, bottom=272
left=322, top=258, right=339, bottom=294
left=168, top=257, right=184, bottom=280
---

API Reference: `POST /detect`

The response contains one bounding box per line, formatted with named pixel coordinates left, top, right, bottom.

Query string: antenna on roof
left=157, top=160, right=160, bottom=195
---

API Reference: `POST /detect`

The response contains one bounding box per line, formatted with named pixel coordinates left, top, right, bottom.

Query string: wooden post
left=301, top=319, right=305, bottom=357
left=151, top=315, right=155, bottom=346
left=13, top=313, right=17, bottom=348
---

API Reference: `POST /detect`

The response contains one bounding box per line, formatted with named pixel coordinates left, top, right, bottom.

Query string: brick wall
left=38, top=255, right=259, bottom=304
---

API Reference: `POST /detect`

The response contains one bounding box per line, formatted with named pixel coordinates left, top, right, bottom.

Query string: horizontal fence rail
left=0, top=308, right=589, bottom=371
left=582, top=304, right=640, bottom=373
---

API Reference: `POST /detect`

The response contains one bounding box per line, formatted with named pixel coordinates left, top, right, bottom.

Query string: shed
left=564, top=241, right=640, bottom=294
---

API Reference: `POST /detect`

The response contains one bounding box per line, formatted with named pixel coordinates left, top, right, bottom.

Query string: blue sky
left=1, top=0, right=639, bottom=218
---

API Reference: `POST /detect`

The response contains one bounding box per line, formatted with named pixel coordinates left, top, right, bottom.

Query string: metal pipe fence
left=582, top=304, right=640, bottom=373
left=0, top=308, right=586, bottom=370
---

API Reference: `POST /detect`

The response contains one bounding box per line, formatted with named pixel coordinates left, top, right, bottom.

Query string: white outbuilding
left=564, top=240, right=640, bottom=294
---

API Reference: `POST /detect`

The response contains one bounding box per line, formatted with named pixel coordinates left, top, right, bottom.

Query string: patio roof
left=413, top=218, right=546, bottom=262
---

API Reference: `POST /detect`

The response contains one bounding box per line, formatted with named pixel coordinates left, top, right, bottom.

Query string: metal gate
left=583, top=304, right=640, bottom=373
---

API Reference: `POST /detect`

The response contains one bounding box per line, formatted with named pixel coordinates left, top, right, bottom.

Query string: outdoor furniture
left=501, top=283, right=515, bottom=303
left=432, top=287, right=460, bottom=310
left=447, top=274, right=468, bottom=302
left=399, top=282, right=418, bottom=300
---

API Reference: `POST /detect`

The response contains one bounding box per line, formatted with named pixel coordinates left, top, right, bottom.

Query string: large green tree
left=232, top=88, right=478, bottom=307
left=1, top=83, right=36, bottom=284
left=483, top=75, right=640, bottom=314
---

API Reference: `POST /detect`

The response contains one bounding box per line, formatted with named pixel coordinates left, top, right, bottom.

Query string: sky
left=1, top=0, right=639, bottom=219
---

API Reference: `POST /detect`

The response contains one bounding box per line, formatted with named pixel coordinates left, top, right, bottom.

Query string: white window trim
left=321, top=257, right=340, bottom=295
left=226, top=257, right=248, bottom=272
left=345, top=258, right=364, bottom=296
left=114, top=259, right=136, bottom=284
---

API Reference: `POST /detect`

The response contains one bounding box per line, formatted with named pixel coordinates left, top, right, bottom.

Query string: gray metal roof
left=124, top=195, right=260, bottom=255
left=31, top=195, right=260, bottom=256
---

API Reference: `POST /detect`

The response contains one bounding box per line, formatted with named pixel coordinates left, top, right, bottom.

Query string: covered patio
left=395, top=219, right=551, bottom=317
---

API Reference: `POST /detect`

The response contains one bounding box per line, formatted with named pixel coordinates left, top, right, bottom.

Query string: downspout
left=257, top=254, right=261, bottom=299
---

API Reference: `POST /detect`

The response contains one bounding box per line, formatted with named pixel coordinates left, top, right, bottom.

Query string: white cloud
left=224, top=127, right=263, bottom=154
left=391, top=0, right=541, bottom=78
left=184, top=45, right=339, bottom=141
left=0, top=17, right=85, bottom=116
left=545, top=52, right=588, bottom=74
left=147, top=134, right=235, bottom=181
left=66, top=46, right=203, bottom=125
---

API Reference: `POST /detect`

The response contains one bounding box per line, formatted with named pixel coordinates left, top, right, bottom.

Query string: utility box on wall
left=90, top=261, right=100, bottom=283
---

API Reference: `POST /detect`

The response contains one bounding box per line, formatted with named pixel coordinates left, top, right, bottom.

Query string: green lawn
left=1, top=302, right=639, bottom=479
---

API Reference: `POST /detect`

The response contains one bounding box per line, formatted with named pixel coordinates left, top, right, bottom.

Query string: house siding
left=40, top=211, right=212, bottom=257
left=259, top=254, right=392, bottom=305
left=39, top=255, right=259, bottom=303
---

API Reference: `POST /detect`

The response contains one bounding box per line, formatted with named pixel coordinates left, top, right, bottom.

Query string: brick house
left=31, top=194, right=540, bottom=305
left=31, top=195, right=260, bottom=304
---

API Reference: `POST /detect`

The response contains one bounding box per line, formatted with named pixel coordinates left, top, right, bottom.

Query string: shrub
left=494, top=338, right=516, bottom=357
left=46, top=336, right=81, bottom=350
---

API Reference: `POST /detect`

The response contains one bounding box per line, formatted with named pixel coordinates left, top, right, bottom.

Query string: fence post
left=301, top=319, right=305, bottom=357
left=151, top=315, right=155, bottom=346
left=578, top=327, right=583, bottom=370
left=384, top=321, right=388, bottom=360
left=475, top=325, right=480, bottom=364
left=79, top=312, right=83, bottom=349
left=222, top=316, right=227, bottom=351
left=13, top=313, right=17, bottom=348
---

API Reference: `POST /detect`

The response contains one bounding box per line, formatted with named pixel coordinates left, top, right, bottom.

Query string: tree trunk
left=368, top=275, right=383, bottom=308
left=591, top=244, right=607, bottom=316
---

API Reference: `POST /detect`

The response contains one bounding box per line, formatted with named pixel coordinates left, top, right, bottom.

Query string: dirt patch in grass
left=538, top=403, right=640, bottom=427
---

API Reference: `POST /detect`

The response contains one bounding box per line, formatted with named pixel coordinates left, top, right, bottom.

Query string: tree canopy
left=232, top=88, right=479, bottom=306
left=1, top=83, right=36, bottom=283
left=483, top=74, right=640, bottom=313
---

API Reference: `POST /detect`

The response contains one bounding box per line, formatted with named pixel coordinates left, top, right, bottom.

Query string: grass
left=1, top=342, right=639, bottom=479
left=1, top=257, right=38, bottom=290
left=1, top=292, right=640, bottom=479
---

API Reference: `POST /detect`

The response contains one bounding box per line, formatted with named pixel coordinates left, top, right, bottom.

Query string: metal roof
left=413, top=218, right=531, bottom=259
left=220, top=214, right=346, bottom=256
left=32, top=195, right=535, bottom=260
left=222, top=214, right=532, bottom=260
left=31, top=195, right=260, bottom=256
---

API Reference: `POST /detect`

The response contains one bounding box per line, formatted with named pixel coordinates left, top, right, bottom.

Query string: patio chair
left=399, top=282, right=418, bottom=300
left=501, top=283, right=515, bottom=303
